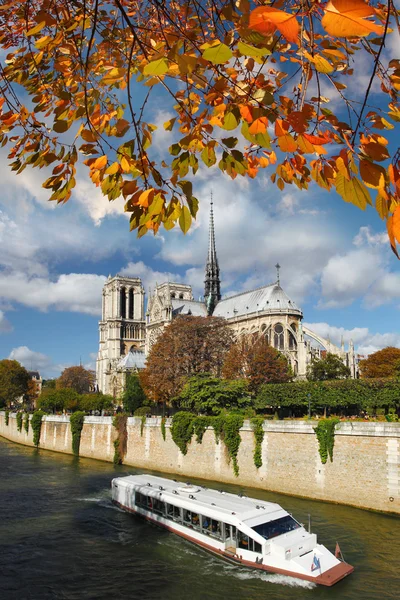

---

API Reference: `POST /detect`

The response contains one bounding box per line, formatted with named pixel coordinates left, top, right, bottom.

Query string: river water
left=0, top=438, right=398, bottom=600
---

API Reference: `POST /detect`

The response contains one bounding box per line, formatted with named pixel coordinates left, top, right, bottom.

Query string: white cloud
left=353, top=226, right=388, bottom=248
left=319, top=248, right=384, bottom=308
left=0, top=272, right=105, bottom=315
left=9, top=346, right=53, bottom=371
left=120, top=261, right=182, bottom=295
left=0, top=310, right=12, bottom=333
left=304, top=322, right=400, bottom=356
left=365, top=272, right=400, bottom=308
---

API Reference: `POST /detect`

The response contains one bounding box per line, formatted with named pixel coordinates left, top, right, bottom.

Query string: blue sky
left=0, top=29, right=399, bottom=379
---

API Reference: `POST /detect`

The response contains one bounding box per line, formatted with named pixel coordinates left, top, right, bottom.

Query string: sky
left=0, top=29, right=399, bottom=379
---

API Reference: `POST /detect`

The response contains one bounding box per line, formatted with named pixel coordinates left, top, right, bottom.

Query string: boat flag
left=335, top=542, right=343, bottom=560
left=311, top=554, right=321, bottom=572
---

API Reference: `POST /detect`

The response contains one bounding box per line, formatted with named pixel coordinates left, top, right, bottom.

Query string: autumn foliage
left=359, top=346, right=400, bottom=378
left=139, top=315, right=234, bottom=404
left=56, top=365, right=95, bottom=394
left=222, top=334, right=291, bottom=391
left=0, top=1, right=399, bottom=249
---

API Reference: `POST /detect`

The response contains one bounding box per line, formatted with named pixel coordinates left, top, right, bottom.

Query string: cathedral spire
left=204, top=192, right=221, bottom=315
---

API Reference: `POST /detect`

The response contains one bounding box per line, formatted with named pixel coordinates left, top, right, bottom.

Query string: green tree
left=176, top=373, right=251, bottom=415
left=122, top=374, right=147, bottom=415
left=307, top=353, right=351, bottom=381
left=79, top=393, right=114, bottom=413
left=359, top=347, right=400, bottom=379
left=37, top=388, right=80, bottom=413
left=57, top=366, right=94, bottom=394
left=0, top=359, right=30, bottom=408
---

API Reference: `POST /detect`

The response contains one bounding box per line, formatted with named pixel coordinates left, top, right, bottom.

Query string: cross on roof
left=275, top=263, right=281, bottom=285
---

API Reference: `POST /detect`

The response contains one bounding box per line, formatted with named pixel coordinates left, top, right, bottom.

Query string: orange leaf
left=249, top=7, right=299, bottom=44
left=359, top=160, right=386, bottom=189
left=138, top=188, right=154, bottom=208
left=278, top=134, right=297, bottom=153
left=393, top=206, right=400, bottom=244
left=387, top=214, right=400, bottom=258
left=303, top=133, right=329, bottom=145
left=275, top=118, right=288, bottom=137
left=92, top=155, right=107, bottom=170
left=239, top=104, right=253, bottom=123
left=322, top=0, right=385, bottom=38
left=249, top=117, right=268, bottom=135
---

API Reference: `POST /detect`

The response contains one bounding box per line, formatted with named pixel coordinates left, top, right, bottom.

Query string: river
left=0, top=438, right=398, bottom=599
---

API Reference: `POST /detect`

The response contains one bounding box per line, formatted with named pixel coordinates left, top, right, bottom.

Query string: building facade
left=96, top=202, right=357, bottom=394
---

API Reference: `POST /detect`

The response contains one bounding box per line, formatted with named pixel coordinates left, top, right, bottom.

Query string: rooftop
left=213, top=284, right=303, bottom=319
left=171, top=299, right=208, bottom=317
left=117, top=350, right=146, bottom=370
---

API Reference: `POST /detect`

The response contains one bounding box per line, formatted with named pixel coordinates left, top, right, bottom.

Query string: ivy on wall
left=169, top=412, right=245, bottom=476
left=113, top=414, right=128, bottom=465
left=31, top=410, right=45, bottom=447
left=70, top=411, right=85, bottom=456
left=16, top=412, right=23, bottom=432
left=5, top=410, right=9, bottom=426
left=161, top=417, right=166, bottom=441
left=24, top=413, right=29, bottom=434
left=250, top=417, right=265, bottom=469
left=314, top=418, right=340, bottom=464
left=140, top=415, right=146, bottom=437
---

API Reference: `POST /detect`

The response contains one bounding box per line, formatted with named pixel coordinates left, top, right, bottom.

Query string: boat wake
left=232, top=569, right=316, bottom=589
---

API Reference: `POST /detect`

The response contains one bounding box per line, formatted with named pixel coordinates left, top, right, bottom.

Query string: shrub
left=112, top=414, right=128, bottom=464
left=5, top=410, right=9, bottom=426
left=24, top=412, right=29, bottom=433
left=250, top=417, right=264, bottom=469
left=70, top=411, right=85, bottom=456
left=314, top=418, right=340, bottom=464
left=134, top=406, right=151, bottom=417
left=16, top=412, right=23, bottom=432
left=222, top=414, right=244, bottom=477
left=161, top=417, right=166, bottom=441
left=171, top=412, right=195, bottom=455
left=31, top=410, right=45, bottom=447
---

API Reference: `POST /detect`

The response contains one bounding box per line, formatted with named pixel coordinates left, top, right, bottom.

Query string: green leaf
left=53, top=120, right=70, bottom=133
left=201, top=145, right=216, bottom=167
left=179, top=205, right=192, bottom=234
left=169, top=143, right=181, bottom=156
left=187, top=196, right=199, bottom=218
left=177, top=180, right=193, bottom=197
left=237, top=42, right=271, bottom=58
left=202, top=43, right=233, bottom=65
left=143, top=58, right=169, bottom=76
left=163, top=118, right=176, bottom=131
left=222, top=112, right=239, bottom=131
left=147, top=193, right=164, bottom=216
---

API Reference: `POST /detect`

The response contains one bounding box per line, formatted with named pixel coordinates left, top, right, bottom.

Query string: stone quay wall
left=1, top=412, right=399, bottom=514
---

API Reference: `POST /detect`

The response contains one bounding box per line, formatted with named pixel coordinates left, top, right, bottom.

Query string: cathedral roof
left=117, top=350, right=146, bottom=370
left=212, top=284, right=303, bottom=319
left=171, top=298, right=208, bottom=317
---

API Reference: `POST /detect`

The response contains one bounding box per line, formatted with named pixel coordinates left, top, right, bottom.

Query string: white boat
left=111, top=474, right=353, bottom=586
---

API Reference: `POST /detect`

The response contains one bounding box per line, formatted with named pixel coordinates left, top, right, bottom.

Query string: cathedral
left=96, top=202, right=357, bottom=396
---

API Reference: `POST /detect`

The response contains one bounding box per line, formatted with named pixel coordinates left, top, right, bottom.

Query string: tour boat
left=111, top=474, right=354, bottom=586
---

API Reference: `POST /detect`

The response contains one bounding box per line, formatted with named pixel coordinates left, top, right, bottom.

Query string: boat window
left=182, top=509, right=200, bottom=530
left=252, top=515, right=300, bottom=540
left=166, top=503, right=181, bottom=522
left=136, top=492, right=147, bottom=508
left=207, top=519, right=222, bottom=541
left=153, top=498, right=165, bottom=516
left=147, top=496, right=154, bottom=511
left=237, top=530, right=250, bottom=550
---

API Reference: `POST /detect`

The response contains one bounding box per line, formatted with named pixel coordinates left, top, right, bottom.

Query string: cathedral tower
left=204, top=197, right=221, bottom=315
left=96, top=275, right=146, bottom=394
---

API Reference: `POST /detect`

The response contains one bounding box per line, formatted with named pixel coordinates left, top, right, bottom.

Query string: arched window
left=129, top=288, right=134, bottom=319
left=171, top=292, right=176, bottom=298
left=120, top=287, right=126, bottom=318
left=289, top=330, right=297, bottom=350
left=179, top=293, right=184, bottom=299
left=274, top=323, right=284, bottom=350
left=261, top=324, right=271, bottom=345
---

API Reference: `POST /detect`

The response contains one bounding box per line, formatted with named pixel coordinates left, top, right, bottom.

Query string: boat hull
left=112, top=499, right=354, bottom=587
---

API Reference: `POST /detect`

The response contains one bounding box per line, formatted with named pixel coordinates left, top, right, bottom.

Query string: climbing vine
left=113, top=414, right=128, bottom=465
left=24, top=412, right=29, bottom=434
left=314, top=418, right=340, bottom=464
left=193, top=416, right=211, bottom=444
left=171, top=412, right=195, bottom=455
left=16, top=412, right=23, bottom=432
left=222, top=415, right=244, bottom=477
left=70, top=411, right=85, bottom=456
left=251, top=417, right=265, bottom=469
left=31, top=410, right=45, bottom=447
left=211, top=416, right=224, bottom=445
left=140, top=414, right=146, bottom=437
left=161, top=417, right=166, bottom=441
left=5, top=410, right=9, bottom=426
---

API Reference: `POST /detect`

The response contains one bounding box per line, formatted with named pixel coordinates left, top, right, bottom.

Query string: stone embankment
left=1, top=412, right=399, bottom=514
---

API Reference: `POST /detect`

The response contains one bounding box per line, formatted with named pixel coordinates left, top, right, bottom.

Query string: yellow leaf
left=387, top=215, right=400, bottom=258
left=105, top=162, right=120, bottom=175
left=202, top=43, right=233, bottom=65
left=322, top=0, right=385, bottom=38
left=277, top=134, right=297, bottom=152
left=120, top=156, right=131, bottom=172
left=143, top=58, right=169, bottom=76
left=237, top=42, right=271, bottom=58
left=376, top=195, right=388, bottom=220
left=359, top=159, right=386, bottom=189
left=313, top=55, right=334, bottom=74
left=179, top=205, right=192, bottom=234
left=393, top=206, right=400, bottom=244
left=222, top=112, right=239, bottom=131
left=138, top=188, right=154, bottom=208
left=26, top=21, right=46, bottom=36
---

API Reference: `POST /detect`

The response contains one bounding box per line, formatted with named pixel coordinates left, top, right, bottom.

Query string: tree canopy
left=0, top=2, right=399, bottom=252
left=139, top=315, right=234, bottom=404
left=175, top=373, right=251, bottom=415
left=307, top=352, right=351, bottom=381
left=222, top=334, right=292, bottom=391
left=122, top=373, right=147, bottom=414
left=56, top=365, right=95, bottom=393
left=359, top=346, right=400, bottom=378
left=0, top=359, right=30, bottom=407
